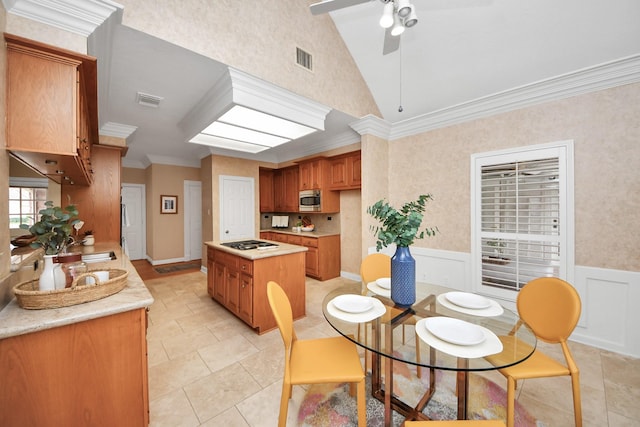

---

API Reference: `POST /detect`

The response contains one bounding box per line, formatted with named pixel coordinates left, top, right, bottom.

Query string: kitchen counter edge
left=206, top=240, right=308, bottom=259
left=0, top=243, right=154, bottom=340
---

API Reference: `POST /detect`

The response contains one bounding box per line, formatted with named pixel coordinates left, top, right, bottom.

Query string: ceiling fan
left=310, top=0, right=419, bottom=55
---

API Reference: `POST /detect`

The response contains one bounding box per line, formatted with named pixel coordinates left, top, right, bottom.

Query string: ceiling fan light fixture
left=396, top=0, right=411, bottom=17
left=391, top=13, right=405, bottom=36
left=403, top=9, right=418, bottom=28
left=379, top=2, right=394, bottom=28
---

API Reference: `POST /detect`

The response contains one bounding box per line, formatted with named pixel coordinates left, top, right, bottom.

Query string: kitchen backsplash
left=260, top=213, right=341, bottom=234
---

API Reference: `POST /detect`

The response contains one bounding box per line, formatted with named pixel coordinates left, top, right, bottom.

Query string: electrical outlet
left=327, top=216, right=332, bottom=220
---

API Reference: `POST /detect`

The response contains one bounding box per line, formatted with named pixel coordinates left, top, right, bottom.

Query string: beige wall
left=122, top=167, right=146, bottom=184
left=364, top=82, right=640, bottom=273
left=118, top=0, right=379, bottom=120
left=145, top=164, right=200, bottom=261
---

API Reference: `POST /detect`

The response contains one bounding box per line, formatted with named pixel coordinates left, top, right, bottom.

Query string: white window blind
left=471, top=141, right=574, bottom=299
left=481, top=158, right=560, bottom=291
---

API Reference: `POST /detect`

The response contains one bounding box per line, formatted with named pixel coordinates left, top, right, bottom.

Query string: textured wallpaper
left=118, top=0, right=380, bottom=120
left=383, top=83, right=640, bottom=272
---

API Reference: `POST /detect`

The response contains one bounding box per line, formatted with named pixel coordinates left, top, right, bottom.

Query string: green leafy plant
left=367, top=194, right=438, bottom=251
left=20, top=201, right=81, bottom=255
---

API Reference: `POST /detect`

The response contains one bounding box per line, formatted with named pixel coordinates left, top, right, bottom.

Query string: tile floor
left=144, top=270, right=640, bottom=427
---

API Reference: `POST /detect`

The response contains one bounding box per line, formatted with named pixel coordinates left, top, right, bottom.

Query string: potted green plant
left=20, top=201, right=81, bottom=291
left=367, top=194, right=438, bottom=306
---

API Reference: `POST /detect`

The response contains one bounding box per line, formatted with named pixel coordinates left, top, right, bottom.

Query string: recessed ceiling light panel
left=201, top=121, right=290, bottom=147
left=189, top=133, right=269, bottom=153
left=219, top=105, right=316, bottom=140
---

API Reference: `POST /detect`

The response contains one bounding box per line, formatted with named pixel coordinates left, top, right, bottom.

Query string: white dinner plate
left=424, top=317, right=486, bottom=346
left=375, top=277, right=391, bottom=289
left=445, top=291, right=491, bottom=309
left=332, top=294, right=374, bottom=314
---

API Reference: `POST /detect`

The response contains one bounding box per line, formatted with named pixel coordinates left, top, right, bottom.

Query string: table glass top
left=322, top=281, right=537, bottom=372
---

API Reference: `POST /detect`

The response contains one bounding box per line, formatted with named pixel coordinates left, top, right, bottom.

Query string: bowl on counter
left=300, top=226, right=315, bottom=232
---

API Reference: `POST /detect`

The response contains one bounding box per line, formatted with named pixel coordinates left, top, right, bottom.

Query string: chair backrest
left=517, top=277, right=581, bottom=344
left=360, top=253, right=391, bottom=285
left=267, top=281, right=295, bottom=351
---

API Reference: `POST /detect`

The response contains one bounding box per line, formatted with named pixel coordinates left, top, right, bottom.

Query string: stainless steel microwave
left=299, top=189, right=321, bottom=212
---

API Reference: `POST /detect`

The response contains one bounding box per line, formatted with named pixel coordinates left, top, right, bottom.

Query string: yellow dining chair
left=404, top=420, right=506, bottom=426
left=487, top=277, right=582, bottom=427
left=360, top=253, right=423, bottom=376
left=267, top=281, right=367, bottom=427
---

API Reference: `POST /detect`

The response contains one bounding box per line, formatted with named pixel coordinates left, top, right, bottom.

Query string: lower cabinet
left=260, top=232, right=340, bottom=281
left=207, top=246, right=306, bottom=333
left=0, top=309, right=150, bottom=426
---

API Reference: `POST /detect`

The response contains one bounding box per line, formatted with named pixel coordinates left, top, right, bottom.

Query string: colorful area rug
left=153, top=262, right=201, bottom=274
left=298, top=365, right=544, bottom=427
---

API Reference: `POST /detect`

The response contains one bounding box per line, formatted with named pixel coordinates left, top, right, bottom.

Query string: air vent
left=296, top=47, right=313, bottom=71
left=136, top=91, right=163, bottom=108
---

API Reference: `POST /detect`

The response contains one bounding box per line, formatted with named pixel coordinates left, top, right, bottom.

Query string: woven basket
left=13, top=269, right=129, bottom=310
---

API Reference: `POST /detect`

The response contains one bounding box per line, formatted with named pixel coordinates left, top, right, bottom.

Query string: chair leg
left=278, top=380, right=291, bottom=427
left=356, top=379, right=366, bottom=427
left=349, top=381, right=356, bottom=397
left=415, top=332, right=422, bottom=378
left=571, top=372, right=583, bottom=427
left=506, top=376, right=516, bottom=427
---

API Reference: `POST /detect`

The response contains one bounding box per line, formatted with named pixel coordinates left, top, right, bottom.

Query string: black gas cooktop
left=221, top=240, right=279, bottom=251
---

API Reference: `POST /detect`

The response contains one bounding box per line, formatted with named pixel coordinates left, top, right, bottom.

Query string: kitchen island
left=0, top=243, right=154, bottom=427
left=206, top=240, right=307, bottom=334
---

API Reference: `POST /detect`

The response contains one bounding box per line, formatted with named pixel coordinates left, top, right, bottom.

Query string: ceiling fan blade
left=382, top=27, right=400, bottom=55
left=310, top=0, right=371, bottom=15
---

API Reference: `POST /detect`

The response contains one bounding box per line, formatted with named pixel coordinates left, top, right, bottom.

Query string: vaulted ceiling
left=4, top=0, right=640, bottom=169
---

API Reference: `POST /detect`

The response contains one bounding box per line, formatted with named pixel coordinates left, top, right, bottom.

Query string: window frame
left=470, top=140, right=575, bottom=301
left=9, top=177, right=49, bottom=230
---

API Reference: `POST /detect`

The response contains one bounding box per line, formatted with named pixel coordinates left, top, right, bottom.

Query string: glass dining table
left=322, top=281, right=537, bottom=426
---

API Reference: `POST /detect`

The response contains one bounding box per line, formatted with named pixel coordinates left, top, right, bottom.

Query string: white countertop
left=0, top=243, right=154, bottom=340
left=206, top=240, right=308, bottom=259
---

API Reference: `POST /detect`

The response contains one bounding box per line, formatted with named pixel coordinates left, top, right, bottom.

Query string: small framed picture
left=161, top=195, right=178, bottom=214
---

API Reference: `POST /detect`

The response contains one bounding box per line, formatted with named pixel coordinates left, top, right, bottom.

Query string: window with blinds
left=472, top=141, right=574, bottom=299
left=480, top=158, right=560, bottom=291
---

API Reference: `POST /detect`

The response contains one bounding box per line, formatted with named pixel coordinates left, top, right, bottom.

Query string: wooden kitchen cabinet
left=268, top=232, right=341, bottom=281
left=329, top=151, right=361, bottom=190
left=0, top=309, right=149, bottom=426
left=273, top=166, right=299, bottom=212
left=62, top=145, right=122, bottom=243
left=259, top=168, right=275, bottom=212
left=5, top=33, right=98, bottom=186
left=298, top=157, right=341, bottom=212
left=207, top=247, right=305, bottom=333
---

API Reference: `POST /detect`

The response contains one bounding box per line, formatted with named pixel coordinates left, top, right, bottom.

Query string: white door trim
left=121, top=183, right=146, bottom=260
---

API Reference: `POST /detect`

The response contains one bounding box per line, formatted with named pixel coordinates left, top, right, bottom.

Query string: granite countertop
left=260, top=228, right=340, bottom=238
left=206, top=240, right=308, bottom=260
left=0, top=243, right=154, bottom=340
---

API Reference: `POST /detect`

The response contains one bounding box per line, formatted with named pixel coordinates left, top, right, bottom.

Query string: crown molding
left=349, top=114, right=393, bottom=139
left=99, top=121, right=137, bottom=139
left=3, top=0, right=123, bottom=36
left=388, top=54, right=640, bottom=141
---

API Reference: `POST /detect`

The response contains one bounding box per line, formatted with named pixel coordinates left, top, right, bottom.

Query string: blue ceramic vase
left=391, top=246, right=416, bottom=307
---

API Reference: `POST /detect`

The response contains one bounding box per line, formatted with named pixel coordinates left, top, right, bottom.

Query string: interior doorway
left=121, top=183, right=146, bottom=260
left=183, top=180, right=202, bottom=261
left=219, top=175, right=255, bottom=241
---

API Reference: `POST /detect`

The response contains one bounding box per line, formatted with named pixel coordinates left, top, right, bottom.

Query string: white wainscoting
left=348, top=247, right=640, bottom=358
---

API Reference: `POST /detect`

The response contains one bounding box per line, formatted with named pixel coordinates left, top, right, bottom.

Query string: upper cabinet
left=329, top=151, right=361, bottom=190
left=5, top=33, right=98, bottom=186
left=273, top=166, right=299, bottom=213
left=299, top=158, right=325, bottom=190
left=259, top=168, right=275, bottom=213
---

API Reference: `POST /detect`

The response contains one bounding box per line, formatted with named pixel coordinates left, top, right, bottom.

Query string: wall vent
left=296, top=47, right=313, bottom=71
left=136, top=91, right=163, bottom=108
